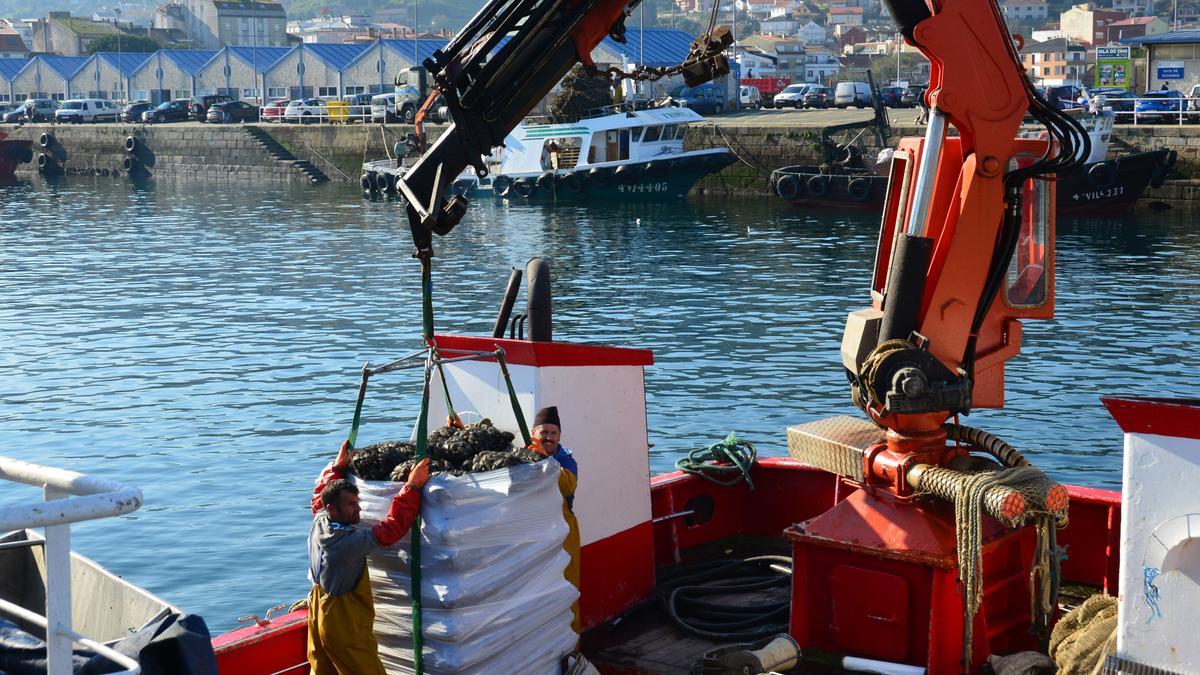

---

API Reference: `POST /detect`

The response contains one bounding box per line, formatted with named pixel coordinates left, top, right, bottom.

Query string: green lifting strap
left=346, top=364, right=371, bottom=449
left=496, top=352, right=531, bottom=447
left=412, top=252, right=434, bottom=675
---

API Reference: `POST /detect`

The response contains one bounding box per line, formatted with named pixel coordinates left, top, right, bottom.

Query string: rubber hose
left=945, top=423, right=1029, bottom=467
left=658, top=556, right=792, bottom=641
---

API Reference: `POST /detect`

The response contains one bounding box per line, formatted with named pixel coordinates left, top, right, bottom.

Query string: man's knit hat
left=533, top=406, right=561, bottom=429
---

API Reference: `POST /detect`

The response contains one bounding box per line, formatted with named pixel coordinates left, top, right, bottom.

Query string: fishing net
left=1048, top=594, right=1117, bottom=675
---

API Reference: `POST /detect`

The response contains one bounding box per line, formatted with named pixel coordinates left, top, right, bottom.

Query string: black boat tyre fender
left=645, top=160, right=670, bottom=177
left=614, top=163, right=642, bottom=184
left=847, top=177, right=871, bottom=202
left=38, top=132, right=54, bottom=148
left=589, top=166, right=613, bottom=187
left=807, top=174, right=829, bottom=197
left=121, top=156, right=138, bottom=172
left=124, top=135, right=139, bottom=153
left=1087, top=162, right=1116, bottom=189
left=536, top=171, right=555, bottom=191
left=360, top=174, right=372, bottom=192
left=562, top=171, right=585, bottom=193
left=493, top=175, right=513, bottom=197
left=383, top=173, right=397, bottom=193
left=776, top=174, right=802, bottom=201
left=36, top=152, right=51, bottom=168
left=513, top=179, right=535, bottom=198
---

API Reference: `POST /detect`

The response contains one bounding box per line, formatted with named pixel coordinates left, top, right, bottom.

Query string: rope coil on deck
left=912, top=425, right=1070, bottom=671
left=675, top=433, right=757, bottom=490
left=658, top=556, right=792, bottom=641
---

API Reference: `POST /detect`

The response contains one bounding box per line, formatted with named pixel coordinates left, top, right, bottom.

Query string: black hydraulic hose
left=945, top=423, right=1029, bottom=468
left=658, top=556, right=792, bottom=641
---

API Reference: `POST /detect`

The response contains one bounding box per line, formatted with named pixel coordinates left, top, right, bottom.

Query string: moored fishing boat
left=490, top=104, right=736, bottom=202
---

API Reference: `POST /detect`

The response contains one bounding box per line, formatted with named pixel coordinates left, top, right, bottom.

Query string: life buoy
left=776, top=174, right=802, bottom=201
left=807, top=175, right=829, bottom=197
left=513, top=179, right=535, bottom=198
left=38, top=132, right=54, bottom=148
left=536, top=172, right=556, bottom=191
left=1087, top=162, right=1116, bottom=189
left=562, top=172, right=585, bottom=193
left=493, top=175, right=513, bottom=197
left=614, top=163, right=642, bottom=184
left=589, top=166, right=613, bottom=187
left=124, top=136, right=139, bottom=153
left=847, top=177, right=871, bottom=202
left=121, top=156, right=139, bottom=172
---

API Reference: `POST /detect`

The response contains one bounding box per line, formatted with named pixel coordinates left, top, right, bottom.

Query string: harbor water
left=1, top=176, right=1197, bottom=632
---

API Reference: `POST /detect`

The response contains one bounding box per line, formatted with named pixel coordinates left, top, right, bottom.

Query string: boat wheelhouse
left=491, top=104, right=736, bottom=201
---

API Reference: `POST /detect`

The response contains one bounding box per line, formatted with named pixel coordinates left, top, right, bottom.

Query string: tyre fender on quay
left=588, top=166, right=613, bottom=187
left=513, top=179, right=535, bottom=198
left=847, top=177, right=871, bottom=202
left=806, top=174, right=829, bottom=197
left=562, top=172, right=585, bottom=194
left=1086, top=162, right=1116, bottom=189
left=493, top=175, right=514, bottom=197
left=776, top=174, right=802, bottom=201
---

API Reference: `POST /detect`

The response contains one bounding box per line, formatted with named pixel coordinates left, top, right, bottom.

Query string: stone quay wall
left=9, top=121, right=1200, bottom=202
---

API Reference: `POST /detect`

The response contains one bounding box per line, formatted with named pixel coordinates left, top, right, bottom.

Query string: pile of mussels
left=349, top=419, right=544, bottom=481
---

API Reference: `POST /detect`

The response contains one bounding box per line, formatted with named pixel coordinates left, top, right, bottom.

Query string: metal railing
left=0, top=456, right=144, bottom=675
left=1069, top=95, right=1199, bottom=125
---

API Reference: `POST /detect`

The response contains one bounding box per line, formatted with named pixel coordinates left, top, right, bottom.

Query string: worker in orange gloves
left=307, top=441, right=431, bottom=675
left=529, top=406, right=581, bottom=634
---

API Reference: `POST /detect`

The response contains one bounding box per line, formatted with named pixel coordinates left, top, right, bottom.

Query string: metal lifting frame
left=0, top=457, right=145, bottom=675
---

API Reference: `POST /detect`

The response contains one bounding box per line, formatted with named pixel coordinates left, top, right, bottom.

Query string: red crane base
left=785, top=489, right=1040, bottom=674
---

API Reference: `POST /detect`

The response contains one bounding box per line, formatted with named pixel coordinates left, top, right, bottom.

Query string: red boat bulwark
left=0, top=131, right=35, bottom=182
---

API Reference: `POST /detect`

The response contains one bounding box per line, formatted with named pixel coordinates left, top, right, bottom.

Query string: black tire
left=360, top=174, right=372, bottom=193
left=794, top=102, right=802, bottom=109
left=713, top=103, right=723, bottom=114
left=806, top=174, right=829, bottom=197
left=562, top=171, right=585, bottom=194
left=776, top=174, right=802, bottom=201
left=403, top=105, right=415, bottom=123
left=512, top=179, right=535, bottom=198
left=385, top=174, right=398, bottom=193
left=588, top=166, right=613, bottom=187
left=613, top=163, right=642, bottom=184
left=493, top=174, right=513, bottom=197
left=1086, top=162, right=1116, bottom=189
left=124, top=135, right=139, bottom=153
left=122, top=156, right=138, bottom=172
left=536, top=172, right=556, bottom=192
left=37, top=152, right=51, bottom=168
left=38, top=132, right=54, bottom=148
left=645, top=160, right=670, bottom=177
left=847, top=177, right=871, bottom=202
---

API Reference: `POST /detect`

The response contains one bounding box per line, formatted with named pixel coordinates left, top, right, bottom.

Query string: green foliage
left=85, top=35, right=162, bottom=55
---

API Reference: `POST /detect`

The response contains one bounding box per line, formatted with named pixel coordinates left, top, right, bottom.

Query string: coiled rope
left=659, top=556, right=792, bottom=641
left=922, top=424, right=1068, bottom=670
left=675, top=432, right=757, bottom=490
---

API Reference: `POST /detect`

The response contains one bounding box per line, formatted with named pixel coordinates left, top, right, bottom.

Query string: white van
left=371, top=93, right=398, bottom=123
left=834, top=82, right=872, bottom=109
left=55, top=98, right=120, bottom=123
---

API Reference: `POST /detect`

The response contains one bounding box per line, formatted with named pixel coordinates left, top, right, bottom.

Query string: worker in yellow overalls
left=307, top=442, right=431, bottom=675
left=529, top=406, right=581, bottom=634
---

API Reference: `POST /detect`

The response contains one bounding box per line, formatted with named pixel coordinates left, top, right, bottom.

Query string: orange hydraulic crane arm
left=843, top=0, right=1090, bottom=431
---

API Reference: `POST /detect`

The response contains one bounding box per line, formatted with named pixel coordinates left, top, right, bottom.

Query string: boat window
left=676, top=127, right=688, bottom=145
left=642, top=126, right=662, bottom=142
left=661, top=124, right=678, bottom=140
left=632, top=127, right=644, bottom=142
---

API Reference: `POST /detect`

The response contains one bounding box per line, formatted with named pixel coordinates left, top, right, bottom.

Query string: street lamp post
left=115, top=5, right=122, bottom=102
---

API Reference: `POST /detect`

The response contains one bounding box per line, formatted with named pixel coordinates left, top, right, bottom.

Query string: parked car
left=371, top=93, right=400, bottom=123
left=119, top=101, right=153, bottom=123
left=879, top=86, right=904, bottom=107
left=207, top=100, right=260, bottom=123
left=802, top=85, right=833, bottom=109
left=772, top=84, right=809, bottom=109
left=1084, top=87, right=1136, bottom=114
left=260, top=98, right=291, bottom=122
left=739, top=85, right=762, bottom=109
left=834, top=81, right=871, bottom=108
left=1187, top=83, right=1200, bottom=122
left=55, top=98, right=120, bottom=124
left=666, top=83, right=726, bottom=115
left=900, top=84, right=927, bottom=108
left=1135, top=90, right=1187, bottom=123
left=284, top=98, right=332, bottom=123
left=1043, top=85, right=1083, bottom=111
left=2, top=98, right=58, bottom=123
left=142, top=99, right=192, bottom=123
left=343, top=93, right=373, bottom=122
left=190, top=94, right=233, bottom=121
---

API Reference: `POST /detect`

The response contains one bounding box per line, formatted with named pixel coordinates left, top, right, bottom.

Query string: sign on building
left=1156, top=60, right=1185, bottom=81
left=1096, top=46, right=1131, bottom=87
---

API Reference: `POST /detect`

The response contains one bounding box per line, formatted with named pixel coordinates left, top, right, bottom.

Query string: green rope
left=675, top=433, right=757, bottom=491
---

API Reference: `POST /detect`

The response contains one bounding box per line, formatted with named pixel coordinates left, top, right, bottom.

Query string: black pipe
left=525, top=257, right=552, bottom=342
left=878, top=234, right=933, bottom=344
left=492, top=267, right=523, bottom=338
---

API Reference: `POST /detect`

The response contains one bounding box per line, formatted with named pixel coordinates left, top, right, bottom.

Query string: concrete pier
left=6, top=113, right=1199, bottom=203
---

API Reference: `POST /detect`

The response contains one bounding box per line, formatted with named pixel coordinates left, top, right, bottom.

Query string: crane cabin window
left=1004, top=174, right=1051, bottom=308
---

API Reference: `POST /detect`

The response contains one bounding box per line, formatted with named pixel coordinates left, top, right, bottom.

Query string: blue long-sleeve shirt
left=553, top=446, right=578, bottom=477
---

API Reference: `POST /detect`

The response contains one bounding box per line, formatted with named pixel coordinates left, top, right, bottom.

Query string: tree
left=550, top=65, right=615, bottom=119
left=85, top=35, right=161, bottom=55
